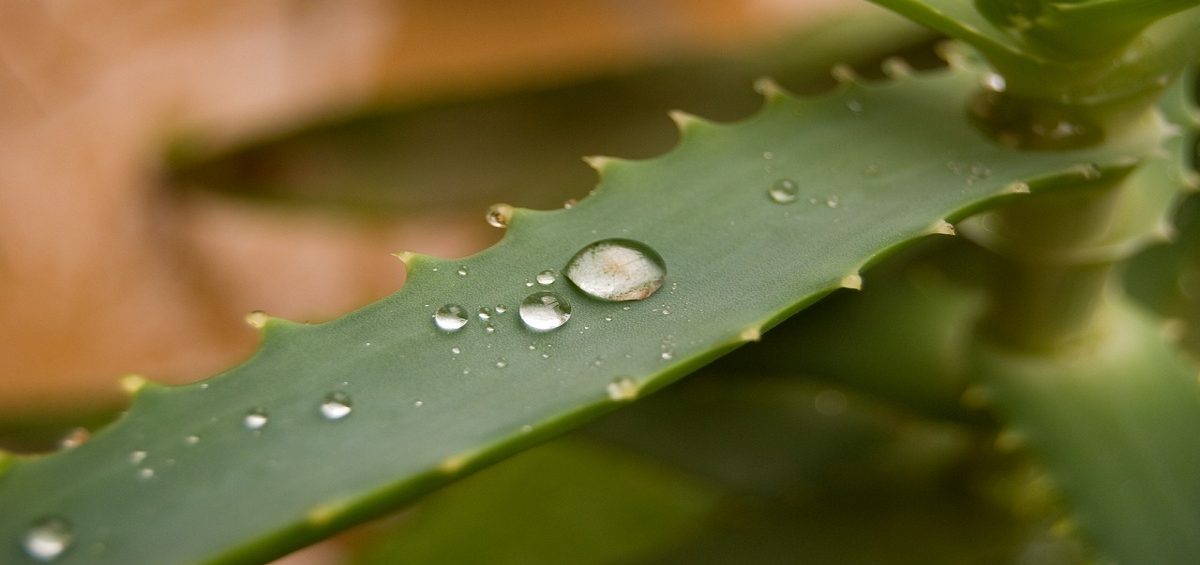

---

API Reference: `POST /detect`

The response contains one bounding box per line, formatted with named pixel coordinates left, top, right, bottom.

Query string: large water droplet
left=320, top=392, right=353, bottom=420
left=536, top=270, right=557, bottom=285
left=519, top=292, right=572, bottom=331
left=23, top=517, right=73, bottom=561
left=243, top=408, right=269, bottom=431
left=565, top=239, right=666, bottom=302
left=768, top=179, right=799, bottom=203
left=433, top=304, right=469, bottom=332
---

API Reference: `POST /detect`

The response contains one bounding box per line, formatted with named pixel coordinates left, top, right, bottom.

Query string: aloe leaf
left=871, top=0, right=1200, bottom=107
left=971, top=299, right=1200, bottom=564
left=0, top=62, right=1162, bottom=565
left=351, top=439, right=718, bottom=565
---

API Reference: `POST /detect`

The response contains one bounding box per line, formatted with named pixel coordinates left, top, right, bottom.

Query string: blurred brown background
left=0, top=0, right=903, bottom=433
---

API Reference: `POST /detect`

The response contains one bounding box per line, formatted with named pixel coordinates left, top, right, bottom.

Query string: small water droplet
left=495, top=304, right=507, bottom=314
left=767, top=178, right=799, bottom=203
left=58, top=428, right=90, bottom=450
left=846, top=99, right=863, bottom=113
left=433, top=304, right=469, bottom=332
left=129, top=450, right=147, bottom=464
left=485, top=203, right=512, bottom=228
left=451, top=346, right=461, bottom=355
left=477, top=307, right=493, bottom=321
left=521, top=424, right=533, bottom=433
left=136, top=467, right=155, bottom=481
left=660, top=351, right=674, bottom=360
left=563, top=199, right=578, bottom=209
left=23, top=517, right=73, bottom=561
left=565, top=239, right=666, bottom=302
left=536, top=270, right=557, bottom=285
left=541, top=353, right=551, bottom=359
left=184, top=435, right=200, bottom=446
left=519, top=292, right=572, bottom=331
left=484, top=323, right=496, bottom=334
left=825, top=195, right=840, bottom=208
left=762, top=151, right=774, bottom=160
left=243, top=408, right=269, bottom=431
left=414, top=400, right=424, bottom=407
left=456, top=266, right=468, bottom=277
left=863, top=164, right=880, bottom=176
left=495, top=358, right=508, bottom=369
left=320, top=392, right=352, bottom=421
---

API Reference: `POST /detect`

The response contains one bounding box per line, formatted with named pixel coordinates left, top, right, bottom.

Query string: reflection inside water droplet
left=768, top=178, right=799, bottom=203
left=565, top=239, right=666, bottom=302
left=519, top=292, right=572, bottom=331
left=433, top=304, right=469, bottom=332
left=23, top=517, right=73, bottom=562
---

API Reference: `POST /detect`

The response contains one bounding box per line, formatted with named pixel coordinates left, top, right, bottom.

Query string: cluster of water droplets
left=427, top=238, right=667, bottom=338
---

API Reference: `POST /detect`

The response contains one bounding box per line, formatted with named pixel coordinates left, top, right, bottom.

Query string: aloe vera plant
left=3, top=1, right=1199, bottom=563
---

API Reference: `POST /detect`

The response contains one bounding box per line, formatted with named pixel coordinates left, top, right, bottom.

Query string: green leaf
left=869, top=0, right=1200, bottom=107
left=351, top=439, right=718, bottom=565
left=0, top=61, right=1162, bottom=565
left=971, top=298, right=1200, bottom=564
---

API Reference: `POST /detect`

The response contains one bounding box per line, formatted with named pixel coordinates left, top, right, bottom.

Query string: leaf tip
left=668, top=109, right=706, bottom=132
left=839, top=273, right=863, bottom=291
left=606, top=377, right=640, bottom=402
left=1004, top=181, right=1031, bottom=195
left=880, top=56, right=913, bottom=79
left=930, top=219, right=957, bottom=236
left=119, top=373, right=149, bottom=396
left=439, top=454, right=470, bottom=474
left=582, top=155, right=616, bottom=172
left=753, top=77, right=784, bottom=100
left=934, top=40, right=969, bottom=69
left=244, top=310, right=270, bottom=329
left=306, top=501, right=348, bottom=526
left=830, top=63, right=860, bottom=84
